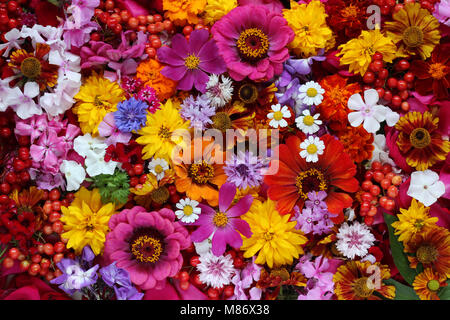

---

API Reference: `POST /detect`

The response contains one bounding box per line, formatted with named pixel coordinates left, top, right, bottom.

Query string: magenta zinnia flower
left=103, top=206, right=191, bottom=290
left=211, top=4, right=294, bottom=82
left=190, top=183, right=253, bottom=256
left=157, top=29, right=227, bottom=92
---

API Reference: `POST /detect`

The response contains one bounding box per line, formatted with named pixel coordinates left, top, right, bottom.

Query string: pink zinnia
left=103, top=206, right=190, bottom=290
left=190, top=183, right=253, bottom=256
left=211, top=4, right=294, bottom=82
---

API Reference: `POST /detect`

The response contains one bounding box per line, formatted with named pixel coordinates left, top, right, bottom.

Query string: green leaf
left=384, top=278, right=419, bottom=300
left=438, top=280, right=450, bottom=300
left=383, top=213, right=418, bottom=285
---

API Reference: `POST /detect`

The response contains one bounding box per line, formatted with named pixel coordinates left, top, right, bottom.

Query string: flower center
left=213, top=212, right=228, bottom=227
left=303, top=115, right=315, bottom=126
left=306, top=144, right=318, bottom=154
left=353, top=277, right=374, bottom=298
left=158, top=125, right=171, bottom=139
left=306, top=88, right=318, bottom=97
left=188, top=160, right=215, bottom=184
left=131, top=235, right=163, bottom=263
left=402, top=26, right=424, bottom=48
left=341, top=5, right=358, bottom=18
left=184, top=54, right=200, bottom=70
left=428, top=63, right=447, bottom=80
left=238, top=83, right=258, bottom=104
left=273, top=111, right=284, bottom=121
left=295, top=168, right=328, bottom=200
left=154, top=164, right=164, bottom=174
left=150, top=186, right=170, bottom=204
left=212, top=112, right=232, bottom=132
left=427, top=279, right=440, bottom=292
left=236, top=28, right=269, bottom=62
left=235, top=163, right=249, bottom=176
left=416, top=244, right=438, bottom=264
left=183, top=205, right=194, bottom=216
left=263, top=231, right=274, bottom=241
left=409, top=128, right=431, bottom=149
left=20, top=57, right=41, bottom=78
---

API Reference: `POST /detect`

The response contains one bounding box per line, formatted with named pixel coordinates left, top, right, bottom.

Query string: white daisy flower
left=299, top=136, right=325, bottom=163
left=197, top=252, right=236, bottom=289
left=267, top=104, right=291, bottom=128
left=205, top=74, right=234, bottom=108
left=148, top=158, right=169, bottom=180
left=298, top=81, right=325, bottom=106
left=295, top=109, right=322, bottom=134
left=175, top=198, right=201, bottom=223
left=336, top=222, right=375, bottom=259
left=407, top=170, right=445, bottom=207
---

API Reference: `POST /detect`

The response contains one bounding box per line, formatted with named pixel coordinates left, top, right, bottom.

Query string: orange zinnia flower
left=174, top=138, right=227, bottom=206
left=317, top=74, right=361, bottom=132
left=136, top=59, right=177, bottom=100
left=264, top=134, right=359, bottom=222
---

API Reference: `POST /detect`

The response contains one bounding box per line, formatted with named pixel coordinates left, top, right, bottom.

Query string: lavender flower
left=180, top=94, right=216, bottom=130
left=114, top=286, right=144, bottom=300
left=50, top=258, right=99, bottom=295
left=114, top=97, right=148, bottom=132
left=224, top=151, right=268, bottom=189
left=99, top=262, right=132, bottom=288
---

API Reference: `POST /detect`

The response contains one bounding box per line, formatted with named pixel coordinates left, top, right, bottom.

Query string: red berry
left=375, top=87, right=385, bottom=99
left=190, top=255, right=200, bottom=267
left=224, top=285, right=234, bottom=297
left=54, top=242, right=65, bottom=253
left=179, top=280, right=190, bottom=291
left=379, top=196, right=389, bottom=208
left=49, top=212, right=61, bottom=223
left=53, top=253, right=64, bottom=263
left=404, top=72, right=414, bottom=83
left=372, top=52, right=383, bottom=61
left=382, top=163, right=392, bottom=174
left=370, top=60, right=384, bottom=72
left=401, top=101, right=410, bottom=112
left=363, top=71, right=375, bottom=84
left=397, top=80, right=407, bottom=91
left=371, top=161, right=382, bottom=171
left=2, top=257, right=14, bottom=268
left=385, top=199, right=395, bottom=211
left=361, top=180, right=373, bottom=191
left=40, top=258, right=51, bottom=269
left=367, top=206, right=378, bottom=217
left=128, top=17, right=139, bottom=29
left=133, top=164, right=144, bottom=175
left=383, top=90, right=393, bottom=102
left=397, top=59, right=410, bottom=71
left=207, top=288, right=219, bottom=300
left=5, top=171, right=16, bottom=184
left=364, top=216, right=374, bottom=225
left=154, top=14, right=163, bottom=23
left=233, top=257, right=244, bottom=268
left=378, top=68, right=388, bottom=79
left=392, top=175, right=402, bottom=186
left=387, top=77, right=398, bottom=89
left=19, top=260, right=30, bottom=272
left=31, top=254, right=42, bottom=264
left=0, top=182, right=10, bottom=194
left=8, top=248, right=20, bottom=260
left=49, top=189, right=60, bottom=201
left=370, top=185, right=381, bottom=196
left=183, top=25, right=193, bottom=35
left=179, top=271, right=190, bottom=282
left=52, top=221, right=64, bottom=234
left=364, top=171, right=374, bottom=181
left=29, top=263, right=41, bottom=276
left=43, top=243, right=54, bottom=256
left=51, top=201, right=61, bottom=212
left=380, top=178, right=391, bottom=190
left=391, top=95, right=402, bottom=107
left=373, top=171, right=384, bottom=183
left=361, top=192, right=373, bottom=202
left=387, top=185, right=399, bottom=198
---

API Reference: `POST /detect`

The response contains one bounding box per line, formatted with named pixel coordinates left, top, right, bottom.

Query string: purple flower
left=50, top=258, right=99, bottom=295
left=180, top=94, right=215, bottom=129
left=305, top=191, right=328, bottom=211
left=295, top=255, right=334, bottom=300
left=224, top=151, right=268, bottom=189
left=190, top=183, right=253, bottom=256
left=157, top=29, right=227, bottom=92
left=114, top=286, right=144, bottom=300
left=99, top=262, right=132, bottom=288
left=114, top=97, right=148, bottom=132
left=98, top=113, right=132, bottom=146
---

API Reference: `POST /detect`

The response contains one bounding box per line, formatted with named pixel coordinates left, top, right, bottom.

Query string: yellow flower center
left=306, top=87, right=318, bottom=97
left=154, top=164, right=164, bottom=174
left=402, top=26, right=424, bottom=48
left=158, top=125, right=171, bottom=139
left=306, top=144, right=318, bottom=154
left=150, top=186, right=170, bottom=204
left=428, top=63, right=447, bottom=80
left=303, top=115, right=315, bottom=126
left=353, top=277, right=374, bottom=298
left=427, top=279, right=440, bottom=292
left=273, top=111, right=284, bottom=121
left=341, top=5, right=358, bottom=18
left=212, top=112, right=232, bottom=132
left=184, top=54, right=200, bottom=70
left=238, top=83, right=258, bottom=104
left=183, top=205, right=193, bottom=216
left=416, top=244, right=438, bottom=264
left=295, top=168, right=328, bottom=200
left=20, top=57, right=41, bottom=78
left=413, top=219, right=424, bottom=230
left=236, top=28, right=269, bottom=61
left=263, top=231, right=274, bottom=241
left=409, top=128, right=431, bottom=149
left=213, top=212, right=228, bottom=228
left=131, top=235, right=163, bottom=263
left=188, top=160, right=215, bottom=184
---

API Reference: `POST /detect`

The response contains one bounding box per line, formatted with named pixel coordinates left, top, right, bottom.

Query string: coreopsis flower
left=413, top=268, right=448, bottom=300
left=240, top=199, right=307, bottom=268
left=282, top=0, right=333, bottom=58
left=336, top=221, right=375, bottom=259
left=197, top=252, right=236, bottom=288
left=384, top=2, right=441, bottom=60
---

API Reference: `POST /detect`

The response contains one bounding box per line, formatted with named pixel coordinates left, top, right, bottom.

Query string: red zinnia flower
left=264, top=134, right=359, bottom=223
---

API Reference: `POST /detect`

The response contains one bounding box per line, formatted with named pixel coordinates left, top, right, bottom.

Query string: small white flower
left=194, top=236, right=213, bottom=255
left=370, top=134, right=397, bottom=168
left=407, top=170, right=445, bottom=207
left=148, top=158, right=169, bottom=180
left=347, top=89, right=399, bottom=133
left=73, top=133, right=107, bottom=158
left=299, top=136, right=325, bottom=163
left=60, top=160, right=86, bottom=191
left=336, top=222, right=375, bottom=259
left=175, top=198, right=201, bottom=223
left=267, top=104, right=291, bottom=128
left=205, top=74, right=234, bottom=108
left=295, top=109, right=322, bottom=134
left=197, top=252, right=236, bottom=288
left=298, top=81, right=325, bottom=106
left=5, top=82, right=42, bottom=119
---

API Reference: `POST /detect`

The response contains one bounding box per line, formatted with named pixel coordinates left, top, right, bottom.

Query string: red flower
left=264, top=134, right=359, bottom=223
left=0, top=274, right=70, bottom=300
left=410, top=44, right=450, bottom=100
left=104, top=140, right=144, bottom=171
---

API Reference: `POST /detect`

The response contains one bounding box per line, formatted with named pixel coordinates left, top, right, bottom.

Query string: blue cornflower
left=114, top=97, right=148, bottom=133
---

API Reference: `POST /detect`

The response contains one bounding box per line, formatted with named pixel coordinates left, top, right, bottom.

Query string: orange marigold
left=317, top=74, right=361, bottom=132
left=337, top=125, right=374, bottom=163
left=136, top=59, right=177, bottom=101
left=163, top=0, right=206, bottom=26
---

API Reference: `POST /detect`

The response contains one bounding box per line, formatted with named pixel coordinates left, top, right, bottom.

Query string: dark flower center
left=428, top=63, right=447, bottom=80
left=129, top=227, right=165, bottom=264
left=295, top=168, right=328, bottom=200
left=402, top=26, right=424, bottom=48
left=212, top=112, right=232, bottom=132
left=188, top=160, right=215, bottom=184
left=416, top=243, right=438, bottom=265
left=353, top=277, right=374, bottom=298
left=238, top=83, right=258, bottom=104
left=150, top=186, right=170, bottom=204
left=409, top=128, right=431, bottom=149
left=235, top=163, right=249, bottom=176
left=236, top=28, right=269, bottom=62
left=20, top=57, right=41, bottom=78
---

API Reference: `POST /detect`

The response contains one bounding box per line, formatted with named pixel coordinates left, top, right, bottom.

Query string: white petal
left=348, top=111, right=364, bottom=127
left=363, top=116, right=380, bottom=133
left=363, top=89, right=379, bottom=106
left=23, top=81, right=40, bottom=98
left=428, top=181, right=445, bottom=199
left=347, top=93, right=364, bottom=110
left=385, top=109, right=400, bottom=127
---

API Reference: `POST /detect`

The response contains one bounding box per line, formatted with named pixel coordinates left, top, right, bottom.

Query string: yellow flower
left=163, top=0, right=206, bottom=26
left=384, top=2, right=441, bottom=60
left=413, top=268, right=448, bottom=300
left=203, top=0, right=237, bottom=25
left=136, top=99, right=190, bottom=161
left=337, top=29, right=397, bottom=76
left=282, top=0, right=333, bottom=58
left=73, top=72, right=125, bottom=135
left=60, top=188, right=116, bottom=255
left=240, top=199, right=307, bottom=269
left=391, top=199, right=438, bottom=245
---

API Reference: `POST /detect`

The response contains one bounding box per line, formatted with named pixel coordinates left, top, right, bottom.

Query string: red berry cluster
left=359, top=161, right=403, bottom=225
left=362, top=52, right=415, bottom=112
left=374, top=0, right=436, bottom=16
left=182, top=21, right=211, bottom=42
left=127, top=163, right=146, bottom=189
left=0, top=0, right=24, bottom=39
